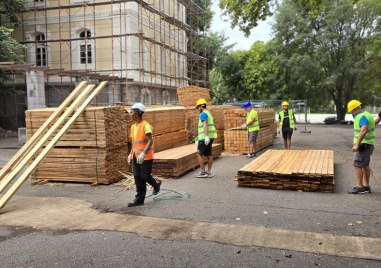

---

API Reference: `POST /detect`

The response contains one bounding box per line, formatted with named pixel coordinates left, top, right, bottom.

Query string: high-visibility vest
left=246, top=109, right=260, bottom=132
left=353, top=111, right=375, bottom=145
left=131, top=120, right=154, bottom=160
left=198, top=110, right=217, bottom=140
left=279, top=110, right=295, bottom=129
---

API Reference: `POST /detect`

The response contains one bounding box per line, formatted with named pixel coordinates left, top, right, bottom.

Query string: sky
left=210, top=1, right=273, bottom=51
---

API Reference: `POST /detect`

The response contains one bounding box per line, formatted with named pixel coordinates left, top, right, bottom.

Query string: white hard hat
left=131, top=103, right=145, bottom=112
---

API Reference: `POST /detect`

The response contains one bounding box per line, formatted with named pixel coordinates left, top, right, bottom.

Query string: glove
left=240, top=123, right=247, bottom=129
left=204, top=136, right=210, bottom=146
left=136, top=152, right=146, bottom=164
left=127, top=154, right=132, bottom=165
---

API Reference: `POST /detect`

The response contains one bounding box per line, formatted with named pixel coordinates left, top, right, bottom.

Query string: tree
left=272, top=0, right=381, bottom=121
left=218, top=0, right=357, bottom=37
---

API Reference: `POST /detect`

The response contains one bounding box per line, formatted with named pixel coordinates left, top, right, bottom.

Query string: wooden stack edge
left=236, top=150, right=334, bottom=192
left=153, top=143, right=222, bottom=177
left=153, top=130, right=189, bottom=152
left=31, top=146, right=129, bottom=184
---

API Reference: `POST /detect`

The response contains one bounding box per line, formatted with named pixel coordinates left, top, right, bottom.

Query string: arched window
left=35, top=33, right=47, bottom=66
left=79, top=30, right=92, bottom=64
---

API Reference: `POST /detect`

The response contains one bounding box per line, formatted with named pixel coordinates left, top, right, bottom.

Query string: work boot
left=153, top=180, right=161, bottom=195
left=364, top=186, right=371, bottom=194
left=128, top=199, right=144, bottom=207
left=348, top=186, right=366, bottom=194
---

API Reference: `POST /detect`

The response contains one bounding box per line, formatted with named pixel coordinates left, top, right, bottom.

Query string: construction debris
left=236, top=150, right=334, bottom=192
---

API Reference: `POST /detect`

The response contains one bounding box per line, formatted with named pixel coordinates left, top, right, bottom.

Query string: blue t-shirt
left=200, top=111, right=208, bottom=122
left=353, top=113, right=369, bottom=127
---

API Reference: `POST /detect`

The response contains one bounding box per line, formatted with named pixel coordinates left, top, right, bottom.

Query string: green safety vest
left=279, top=110, right=295, bottom=129
left=246, top=109, right=260, bottom=132
left=353, top=111, right=375, bottom=145
left=198, top=110, right=217, bottom=140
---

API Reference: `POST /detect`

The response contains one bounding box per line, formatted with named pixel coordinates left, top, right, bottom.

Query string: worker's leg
left=354, top=166, right=364, bottom=187
left=132, top=158, right=146, bottom=202
left=287, top=130, right=293, bottom=149
left=205, top=139, right=214, bottom=174
left=286, top=138, right=291, bottom=149
left=363, top=166, right=370, bottom=187
left=207, top=156, right=213, bottom=173
left=141, top=159, right=157, bottom=187
left=197, top=140, right=207, bottom=174
left=250, top=131, right=258, bottom=155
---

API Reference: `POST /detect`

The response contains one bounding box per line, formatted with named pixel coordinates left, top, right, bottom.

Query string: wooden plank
left=0, top=81, right=108, bottom=209
left=0, top=81, right=88, bottom=181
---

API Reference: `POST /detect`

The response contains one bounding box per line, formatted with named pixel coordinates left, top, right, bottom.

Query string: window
left=79, top=30, right=92, bottom=64
left=35, top=33, right=47, bottom=66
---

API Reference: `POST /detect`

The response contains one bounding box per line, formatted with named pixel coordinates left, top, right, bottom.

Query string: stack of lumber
left=25, top=106, right=128, bottom=184
left=177, top=86, right=211, bottom=107
left=153, top=143, right=222, bottom=177
left=125, top=106, right=188, bottom=152
left=185, top=106, right=236, bottom=146
left=224, top=108, right=276, bottom=154
left=236, top=150, right=334, bottom=192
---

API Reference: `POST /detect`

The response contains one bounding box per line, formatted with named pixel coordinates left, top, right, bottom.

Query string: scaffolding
left=1, top=0, right=210, bottom=130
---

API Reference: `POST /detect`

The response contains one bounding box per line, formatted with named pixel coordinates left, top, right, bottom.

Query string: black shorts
left=197, top=139, right=214, bottom=156
left=353, top=144, right=374, bottom=167
left=282, top=129, right=293, bottom=139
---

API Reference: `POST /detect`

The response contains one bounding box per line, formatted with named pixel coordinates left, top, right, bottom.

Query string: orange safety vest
left=130, top=120, right=154, bottom=160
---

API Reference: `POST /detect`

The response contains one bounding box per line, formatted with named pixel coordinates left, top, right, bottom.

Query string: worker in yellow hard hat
left=277, top=101, right=297, bottom=149
left=347, top=99, right=374, bottom=194
left=195, top=98, right=217, bottom=178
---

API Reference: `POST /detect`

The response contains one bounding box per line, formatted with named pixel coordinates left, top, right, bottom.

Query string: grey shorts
left=353, top=144, right=374, bottom=167
left=248, top=131, right=258, bottom=144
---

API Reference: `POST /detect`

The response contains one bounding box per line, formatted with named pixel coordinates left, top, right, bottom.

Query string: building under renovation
left=0, top=0, right=209, bottom=130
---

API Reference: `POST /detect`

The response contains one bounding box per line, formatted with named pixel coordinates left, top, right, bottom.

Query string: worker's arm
left=203, top=120, right=208, bottom=137
left=352, top=125, right=368, bottom=152
left=143, top=133, right=153, bottom=154
left=246, top=117, right=256, bottom=126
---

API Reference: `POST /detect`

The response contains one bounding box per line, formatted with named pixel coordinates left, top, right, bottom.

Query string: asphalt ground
left=0, top=124, right=380, bottom=267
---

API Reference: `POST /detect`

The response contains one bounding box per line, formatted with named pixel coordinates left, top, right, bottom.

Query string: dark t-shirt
left=279, top=110, right=291, bottom=129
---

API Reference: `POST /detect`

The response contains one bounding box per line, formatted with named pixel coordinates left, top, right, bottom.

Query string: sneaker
left=246, top=153, right=253, bottom=158
left=364, top=186, right=371, bottom=194
left=153, top=180, right=161, bottom=195
left=196, top=171, right=208, bottom=178
left=207, top=172, right=213, bottom=178
left=348, top=186, right=366, bottom=194
left=251, top=153, right=256, bottom=157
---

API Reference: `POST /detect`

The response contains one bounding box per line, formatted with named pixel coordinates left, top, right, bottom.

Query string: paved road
left=0, top=125, right=380, bottom=267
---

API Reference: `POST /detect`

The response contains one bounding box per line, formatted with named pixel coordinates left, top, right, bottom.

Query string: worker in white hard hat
left=127, top=103, right=161, bottom=207
left=347, top=99, right=374, bottom=194
left=195, top=98, right=217, bottom=178
left=277, top=101, right=297, bottom=149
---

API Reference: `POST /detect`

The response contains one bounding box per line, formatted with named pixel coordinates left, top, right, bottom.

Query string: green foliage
left=0, top=0, right=25, bottom=26
left=271, top=0, right=381, bottom=121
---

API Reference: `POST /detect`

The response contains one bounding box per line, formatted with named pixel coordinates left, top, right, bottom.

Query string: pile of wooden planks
left=25, top=106, right=128, bottom=184
left=224, top=108, right=276, bottom=154
left=125, top=106, right=188, bottom=152
left=177, top=86, right=211, bottom=107
left=152, top=143, right=222, bottom=177
left=236, top=150, right=334, bottom=192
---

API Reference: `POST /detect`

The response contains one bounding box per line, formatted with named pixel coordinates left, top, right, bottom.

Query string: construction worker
left=241, top=101, right=260, bottom=157
left=195, top=98, right=217, bottom=178
left=347, top=100, right=375, bottom=194
left=277, top=101, right=297, bottom=149
left=127, top=103, right=161, bottom=207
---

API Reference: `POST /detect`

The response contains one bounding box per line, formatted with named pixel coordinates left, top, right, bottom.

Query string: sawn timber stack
left=236, top=150, right=334, bottom=192
left=153, top=143, right=222, bottom=177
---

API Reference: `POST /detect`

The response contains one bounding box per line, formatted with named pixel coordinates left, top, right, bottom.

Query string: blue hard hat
left=243, top=101, right=252, bottom=108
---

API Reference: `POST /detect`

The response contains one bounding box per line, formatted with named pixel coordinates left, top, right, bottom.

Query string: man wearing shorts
left=277, top=101, right=297, bottom=149
left=347, top=99, right=375, bottom=194
left=241, top=101, right=260, bottom=158
left=195, top=98, right=217, bottom=178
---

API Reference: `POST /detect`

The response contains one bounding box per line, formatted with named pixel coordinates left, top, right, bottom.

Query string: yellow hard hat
left=347, top=99, right=361, bottom=113
left=196, top=98, right=207, bottom=107
left=282, top=101, right=289, bottom=106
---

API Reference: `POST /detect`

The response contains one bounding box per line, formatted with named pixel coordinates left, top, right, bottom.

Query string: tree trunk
left=336, top=105, right=347, bottom=123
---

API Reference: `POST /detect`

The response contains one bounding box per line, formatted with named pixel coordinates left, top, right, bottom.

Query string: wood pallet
left=177, top=86, right=211, bottom=107
left=236, top=150, right=334, bottom=192
left=153, top=143, right=222, bottom=177
left=224, top=126, right=274, bottom=154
